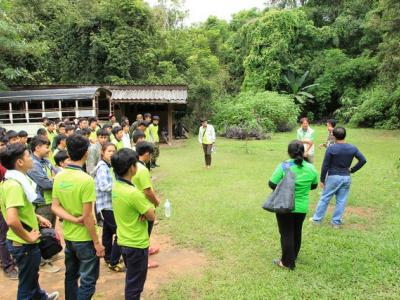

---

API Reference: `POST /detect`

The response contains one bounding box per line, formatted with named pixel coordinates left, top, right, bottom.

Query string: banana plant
left=282, top=70, right=318, bottom=105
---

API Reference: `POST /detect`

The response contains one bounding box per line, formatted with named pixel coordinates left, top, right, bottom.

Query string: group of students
left=269, top=118, right=367, bottom=270
left=0, top=113, right=164, bottom=300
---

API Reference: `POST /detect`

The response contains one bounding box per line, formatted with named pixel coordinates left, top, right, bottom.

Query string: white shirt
left=198, top=125, right=216, bottom=144
left=122, top=133, right=131, bottom=149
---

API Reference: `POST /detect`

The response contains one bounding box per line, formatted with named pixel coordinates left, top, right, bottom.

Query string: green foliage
left=212, top=91, right=299, bottom=136
left=282, top=70, right=318, bottom=106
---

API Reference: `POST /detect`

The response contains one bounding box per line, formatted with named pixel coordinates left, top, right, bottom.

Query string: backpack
left=262, top=162, right=295, bottom=214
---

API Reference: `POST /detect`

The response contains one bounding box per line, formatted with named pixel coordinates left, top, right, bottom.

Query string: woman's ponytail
left=288, top=140, right=305, bottom=167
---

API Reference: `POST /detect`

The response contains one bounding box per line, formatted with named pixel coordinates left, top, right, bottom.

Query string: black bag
left=21, top=223, right=63, bottom=259
left=263, top=162, right=296, bottom=213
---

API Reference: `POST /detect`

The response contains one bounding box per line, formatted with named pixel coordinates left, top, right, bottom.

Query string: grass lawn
left=153, top=126, right=400, bottom=299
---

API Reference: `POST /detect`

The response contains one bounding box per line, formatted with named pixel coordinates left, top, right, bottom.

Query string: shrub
left=212, top=91, right=299, bottom=138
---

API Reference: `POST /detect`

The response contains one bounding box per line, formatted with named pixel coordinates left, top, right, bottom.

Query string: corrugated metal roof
left=0, top=87, right=99, bottom=102
left=110, top=87, right=187, bottom=104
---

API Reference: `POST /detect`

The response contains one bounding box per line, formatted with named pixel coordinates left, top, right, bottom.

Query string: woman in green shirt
left=268, top=140, right=318, bottom=270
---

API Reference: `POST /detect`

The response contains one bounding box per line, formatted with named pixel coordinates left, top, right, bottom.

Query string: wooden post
left=9, top=102, right=13, bottom=124
left=41, top=101, right=45, bottom=118
left=58, top=100, right=62, bottom=119
left=25, top=101, right=29, bottom=123
left=75, top=100, right=79, bottom=118
left=167, top=103, right=173, bottom=146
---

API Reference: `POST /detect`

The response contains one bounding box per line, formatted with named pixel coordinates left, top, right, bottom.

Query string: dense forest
left=1, top=0, right=399, bottom=133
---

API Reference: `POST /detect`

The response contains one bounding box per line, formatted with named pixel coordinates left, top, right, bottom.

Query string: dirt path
left=0, top=226, right=207, bottom=300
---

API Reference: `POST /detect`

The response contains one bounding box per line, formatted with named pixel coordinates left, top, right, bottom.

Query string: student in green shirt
left=268, top=140, right=318, bottom=270
left=50, top=134, right=67, bottom=166
left=148, top=116, right=160, bottom=168
left=88, top=117, right=98, bottom=144
left=51, top=134, right=105, bottom=300
left=0, top=143, right=59, bottom=300
left=111, top=148, right=155, bottom=300
left=133, top=142, right=161, bottom=268
left=111, top=126, right=124, bottom=150
left=46, top=120, right=57, bottom=147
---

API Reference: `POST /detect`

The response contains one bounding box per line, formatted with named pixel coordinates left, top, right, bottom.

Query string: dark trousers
left=148, top=220, right=154, bottom=237
left=0, top=213, right=15, bottom=271
left=202, top=144, right=212, bottom=166
left=101, top=210, right=122, bottom=266
left=65, top=241, right=100, bottom=300
left=121, top=247, right=149, bottom=300
left=6, top=241, right=47, bottom=300
left=275, top=213, right=306, bottom=269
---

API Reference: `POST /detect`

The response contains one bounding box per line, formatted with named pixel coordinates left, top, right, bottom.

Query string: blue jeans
left=64, top=241, right=99, bottom=300
left=312, top=175, right=351, bottom=225
left=6, top=240, right=47, bottom=300
left=121, top=247, right=148, bottom=300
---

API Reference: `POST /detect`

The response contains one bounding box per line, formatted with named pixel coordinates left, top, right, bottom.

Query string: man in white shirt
left=296, top=117, right=315, bottom=164
left=198, top=118, right=216, bottom=168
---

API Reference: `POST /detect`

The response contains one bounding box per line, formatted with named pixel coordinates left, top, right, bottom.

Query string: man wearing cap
left=148, top=116, right=160, bottom=168
left=198, top=118, right=216, bottom=168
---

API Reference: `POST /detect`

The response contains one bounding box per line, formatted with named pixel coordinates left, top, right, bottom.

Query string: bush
left=212, top=91, right=299, bottom=138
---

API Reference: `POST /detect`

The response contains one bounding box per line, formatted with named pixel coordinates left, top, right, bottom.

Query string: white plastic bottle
left=164, top=199, right=171, bottom=218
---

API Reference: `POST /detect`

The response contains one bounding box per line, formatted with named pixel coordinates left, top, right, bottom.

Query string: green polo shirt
left=132, top=162, right=153, bottom=192
left=52, top=165, right=96, bottom=241
left=0, top=179, right=39, bottom=244
left=144, top=127, right=151, bottom=142
left=270, top=159, right=318, bottom=213
left=148, top=124, right=159, bottom=143
left=112, top=179, right=153, bottom=248
left=43, top=164, right=54, bottom=204
left=46, top=129, right=57, bottom=146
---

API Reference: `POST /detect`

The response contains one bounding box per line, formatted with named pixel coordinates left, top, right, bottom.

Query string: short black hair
left=58, top=122, right=66, bottom=129
left=111, top=148, right=137, bottom=177
left=30, top=135, right=50, bottom=153
left=0, top=135, right=8, bottom=145
left=103, top=124, right=112, bottom=130
left=112, top=126, right=123, bottom=136
left=138, top=120, right=149, bottom=127
left=135, top=141, right=154, bottom=156
left=79, top=128, right=91, bottom=137
left=54, top=150, right=69, bottom=167
left=65, top=125, right=75, bottom=132
left=96, top=128, right=109, bottom=137
left=6, top=130, right=18, bottom=140
left=78, top=117, right=87, bottom=124
left=37, top=128, right=47, bottom=136
left=54, top=134, right=67, bottom=147
left=0, top=127, right=6, bottom=136
left=47, top=120, right=55, bottom=126
left=88, top=117, right=97, bottom=125
left=66, top=134, right=90, bottom=161
left=133, top=131, right=145, bottom=143
left=0, top=143, right=27, bottom=170
left=18, top=130, right=28, bottom=138
left=327, top=119, right=337, bottom=127
left=333, top=127, right=346, bottom=140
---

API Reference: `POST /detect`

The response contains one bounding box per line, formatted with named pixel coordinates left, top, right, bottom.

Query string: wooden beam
left=167, top=103, right=173, bottom=146
left=9, top=102, right=13, bottom=124
left=25, top=101, right=29, bottom=123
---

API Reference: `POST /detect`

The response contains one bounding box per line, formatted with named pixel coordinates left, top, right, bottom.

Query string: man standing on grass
left=0, top=143, right=59, bottom=299
left=319, top=119, right=337, bottom=149
left=198, top=118, right=216, bottom=168
left=111, top=148, right=155, bottom=300
left=51, top=134, right=105, bottom=300
left=310, top=127, right=367, bottom=228
left=132, top=142, right=161, bottom=269
left=148, top=116, right=160, bottom=168
left=296, top=117, right=315, bottom=164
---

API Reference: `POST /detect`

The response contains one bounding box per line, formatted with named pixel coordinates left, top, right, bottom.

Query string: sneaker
left=4, top=266, right=18, bottom=280
left=108, top=263, right=126, bottom=272
left=40, top=261, right=60, bottom=273
left=47, top=291, right=59, bottom=300
left=309, top=217, right=321, bottom=225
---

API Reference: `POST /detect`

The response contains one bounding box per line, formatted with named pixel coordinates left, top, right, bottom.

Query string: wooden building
left=0, top=85, right=188, bottom=141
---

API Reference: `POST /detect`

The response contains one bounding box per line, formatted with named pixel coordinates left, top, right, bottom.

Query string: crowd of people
left=268, top=118, right=367, bottom=270
left=0, top=113, right=163, bottom=300
left=0, top=113, right=368, bottom=299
